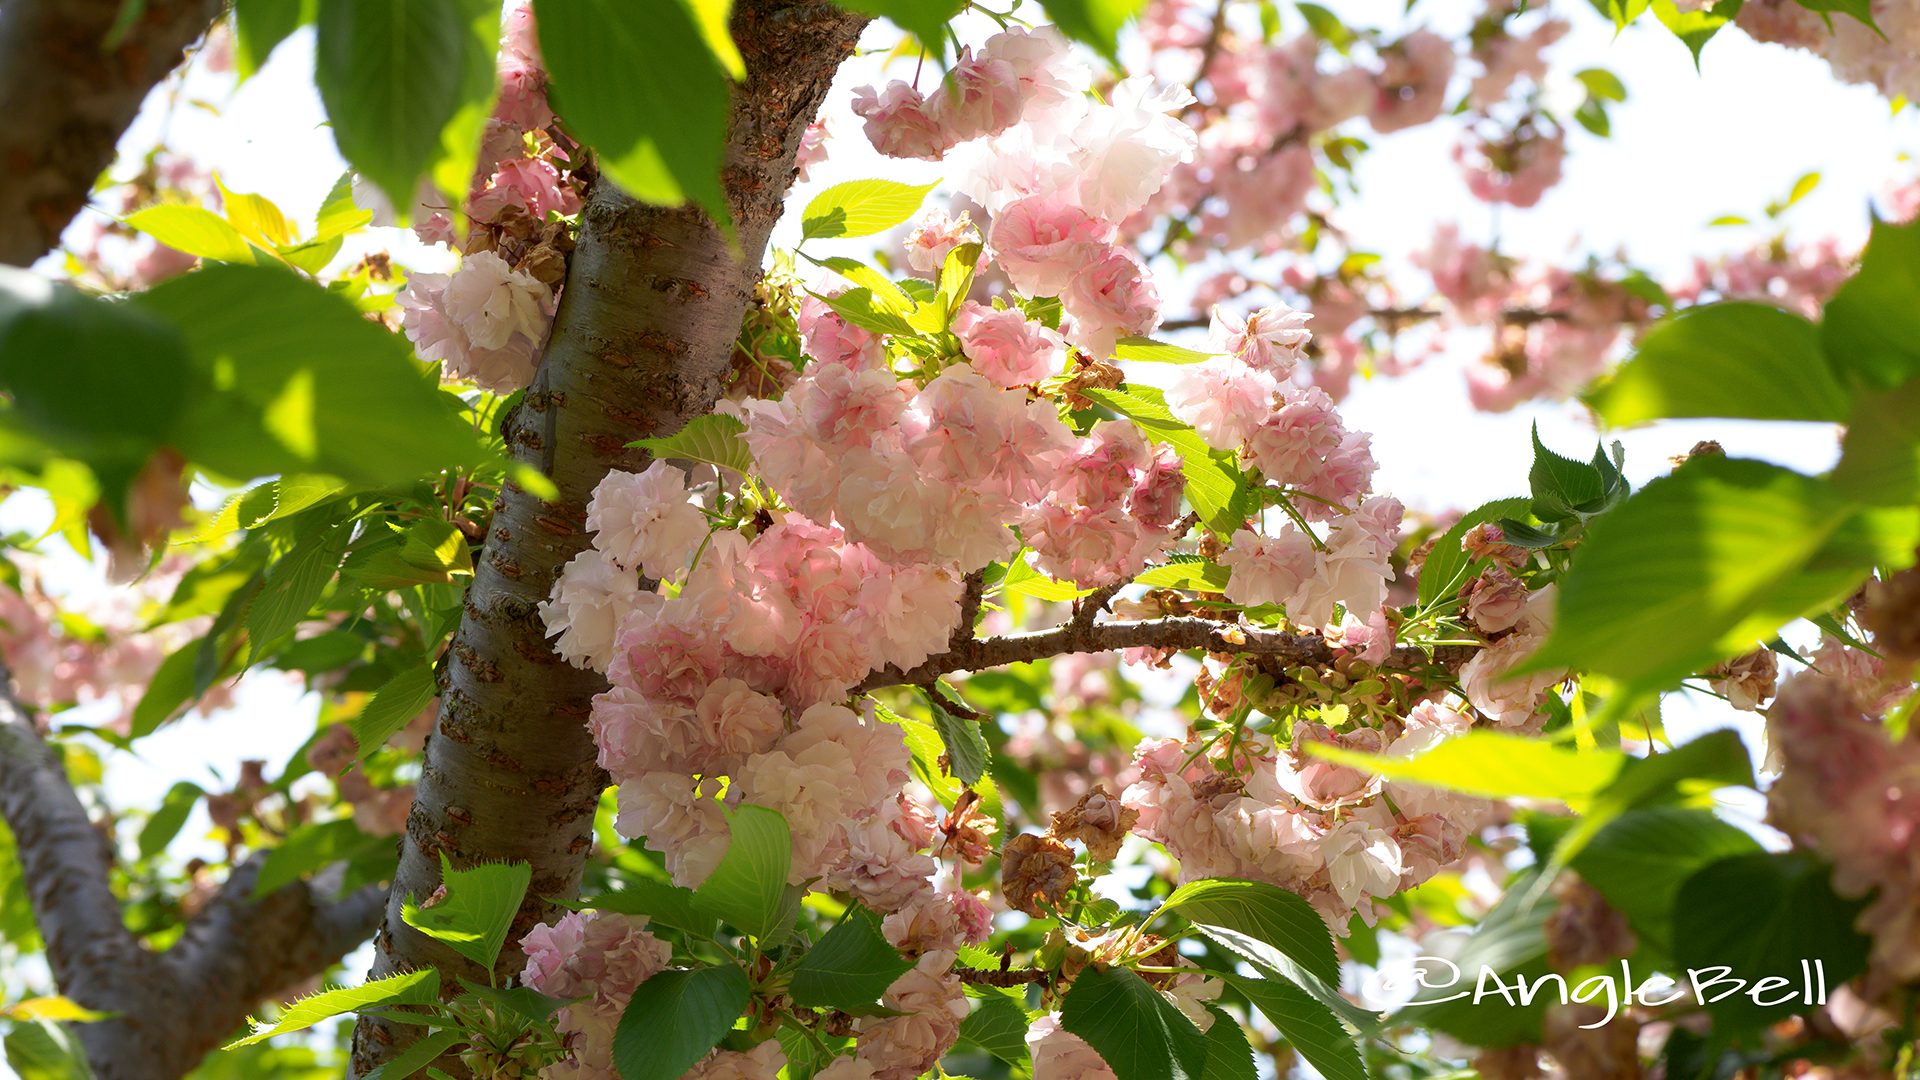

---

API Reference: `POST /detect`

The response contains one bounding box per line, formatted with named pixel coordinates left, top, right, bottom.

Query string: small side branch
left=857, top=616, right=1475, bottom=692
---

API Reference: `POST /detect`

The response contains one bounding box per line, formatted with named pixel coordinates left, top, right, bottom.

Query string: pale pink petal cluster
left=586, top=462, right=709, bottom=580
left=399, top=249, right=556, bottom=392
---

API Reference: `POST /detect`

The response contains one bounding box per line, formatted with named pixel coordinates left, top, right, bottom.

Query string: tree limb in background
left=0, top=0, right=223, bottom=267
left=0, top=664, right=384, bottom=1080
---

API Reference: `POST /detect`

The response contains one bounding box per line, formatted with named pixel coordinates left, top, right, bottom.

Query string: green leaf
left=810, top=287, right=918, bottom=338
left=1295, top=2, right=1355, bottom=51
left=1526, top=424, right=1627, bottom=522
left=1831, top=377, right=1920, bottom=505
left=1156, top=879, right=1339, bottom=986
left=347, top=665, right=438, bottom=761
left=362, top=1028, right=464, bottom=1080
left=790, top=909, right=914, bottom=1009
left=1526, top=457, right=1896, bottom=688
left=130, top=640, right=203, bottom=738
left=630, top=414, right=753, bottom=475
left=1572, top=98, right=1611, bottom=138
left=1588, top=303, right=1848, bottom=425
left=193, top=475, right=348, bottom=542
left=1570, top=806, right=1762, bottom=956
left=957, top=989, right=1032, bottom=1068
left=245, top=516, right=351, bottom=650
left=1113, top=337, right=1215, bottom=364
left=611, top=966, right=752, bottom=1080
left=931, top=241, right=982, bottom=330
left=801, top=179, right=939, bottom=241
left=536, top=0, right=730, bottom=219
left=1590, top=0, right=1652, bottom=28
left=1134, top=557, right=1229, bottom=592
left=132, top=264, right=494, bottom=488
left=0, top=268, right=195, bottom=474
left=1200, top=1008, right=1257, bottom=1080
left=1041, top=0, right=1147, bottom=58
left=1081, top=386, right=1246, bottom=534
left=314, top=0, right=500, bottom=213
left=124, top=205, right=257, bottom=264
left=1415, top=496, right=1531, bottom=608
left=1060, top=965, right=1210, bottom=1080
left=402, top=855, right=532, bottom=970
left=1673, top=851, right=1870, bottom=1028
left=1794, top=0, right=1880, bottom=32
left=816, top=255, right=918, bottom=321
left=1001, top=554, right=1093, bottom=601
left=1650, top=0, right=1740, bottom=65
left=691, top=804, right=793, bottom=941
left=3, top=1019, right=91, bottom=1080
left=252, top=818, right=385, bottom=898
left=830, top=0, right=965, bottom=54
left=572, top=879, right=716, bottom=938
left=677, top=0, right=746, bottom=79
left=137, top=781, right=204, bottom=859
left=1574, top=67, right=1627, bottom=101
left=1225, top=973, right=1366, bottom=1080
left=1820, top=216, right=1920, bottom=389
left=1306, top=732, right=1625, bottom=807
left=926, top=686, right=990, bottom=785
left=233, top=0, right=310, bottom=79
left=224, top=970, right=440, bottom=1048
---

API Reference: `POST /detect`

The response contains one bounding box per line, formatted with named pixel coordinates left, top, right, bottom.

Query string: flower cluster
left=396, top=0, right=578, bottom=391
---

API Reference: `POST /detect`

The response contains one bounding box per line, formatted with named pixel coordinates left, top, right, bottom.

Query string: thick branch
left=348, top=2, right=868, bottom=1074
left=0, top=0, right=222, bottom=266
left=858, top=617, right=1476, bottom=692
left=0, top=665, right=384, bottom=1079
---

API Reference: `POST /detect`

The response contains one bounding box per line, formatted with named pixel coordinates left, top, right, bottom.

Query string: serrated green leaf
left=1060, top=965, right=1209, bottom=1080
left=801, top=179, right=939, bottom=240
left=574, top=879, right=716, bottom=937
left=314, top=0, right=499, bottom=214
left=1832, top=377, right=1920, bottom=505
left=1416, top=497, right=1531, bottom=608
left=252, top=818, right=386, bottom=899
left=536, top=0, right=731, bottom=221
left=402, top=855, right=532, bottom=971
left=1306, top=731, right=1625, bottom=807
left=362, top=1027, right=463, bottom=1080
left=124, top=205, right=257, bottom=264
left=957, top=989, right=1032, bottom=1068
left=1820, top=216, right=1920, bottom=389
left=1157, top=879, right=1339, bottom=985
left=233, top=0, right=310, bottom=79
left=691, top=804, right=793, bottom=941
left=225, top=970, right=440, bottom=1049
left=1225, top=974, right=1366, bottom=1080
left=138, top=781, right=204, bottom=860
left=926, top=686, right=991, bottom=785
left=1113, top=337, right=1215, bottom=364
left=245, top=516, right=351, bottom=650
left=611, top=966, right=752, bottom=1080
left=790, top=909, right=913, bottom=1009
left=1588, top=302, right=1849, bottom=425
left=631, top=413, right=753, bottom=475
left=1133, top=557, right=1229, bottom=592
left=349, top=664, right=438, bottom=761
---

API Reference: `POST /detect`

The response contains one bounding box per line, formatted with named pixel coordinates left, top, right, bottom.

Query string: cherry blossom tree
left=1, top=1, right=1918, bottom=1079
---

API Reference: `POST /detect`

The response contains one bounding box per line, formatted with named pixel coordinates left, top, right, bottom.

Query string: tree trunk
left=348, top=3, right=867, bottom=1073
left=0, top=0, right=222, bottom=267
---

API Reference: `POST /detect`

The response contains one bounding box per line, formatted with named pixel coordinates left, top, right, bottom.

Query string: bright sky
left=3, top=0, right=1911, bottom=1022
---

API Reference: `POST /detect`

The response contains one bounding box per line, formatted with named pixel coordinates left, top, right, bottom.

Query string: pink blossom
left=683, top=1043, right=787, bottom=1080
left=1455, top=127, right=1566, bottom=209
left=952, top=301, right=1064, bottom=386
left=795, top=120, right=830, bottom=183
left=1061, top=245, right=1160, bottom=360
left=1165, top=357, right=1283, bottom=451
left=587, top=462, right=708, bottom=579
left=939, top=47, right=1024, bottom=141
left=988, top=193, right=1114, bottom=297
left=1371, top=30, right=1456, bottom=133
left=1464, top=564, right=1530, bottom=634
left=615, top=772, right=733, bottom=887
left=470, top=158, right=580, bottom=223
left=1220, top=527, right=1317, bottom=608
left=539, top=550, right=645, bottom=672
left=797, top=294, right=885, bottom=371
left=904, top=208, right=981, bottom=274
left=1210, top=303, right=1311, bottom=376
left=856, top=954, right=968, bottom=1080
left=852, top=82, right=954, bottom=160
left=519, top=910, right=672, bottom=1018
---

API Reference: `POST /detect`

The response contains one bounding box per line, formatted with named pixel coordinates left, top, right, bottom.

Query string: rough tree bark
left=348, top=2, right=868, bottom=1073
left=0, top=665, right=386, bottom=1080
left=0, top=0, right=223, bottom=267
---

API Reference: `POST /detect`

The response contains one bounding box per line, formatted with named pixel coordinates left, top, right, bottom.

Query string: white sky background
left=2, top=0, right=1914, bottom=1018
